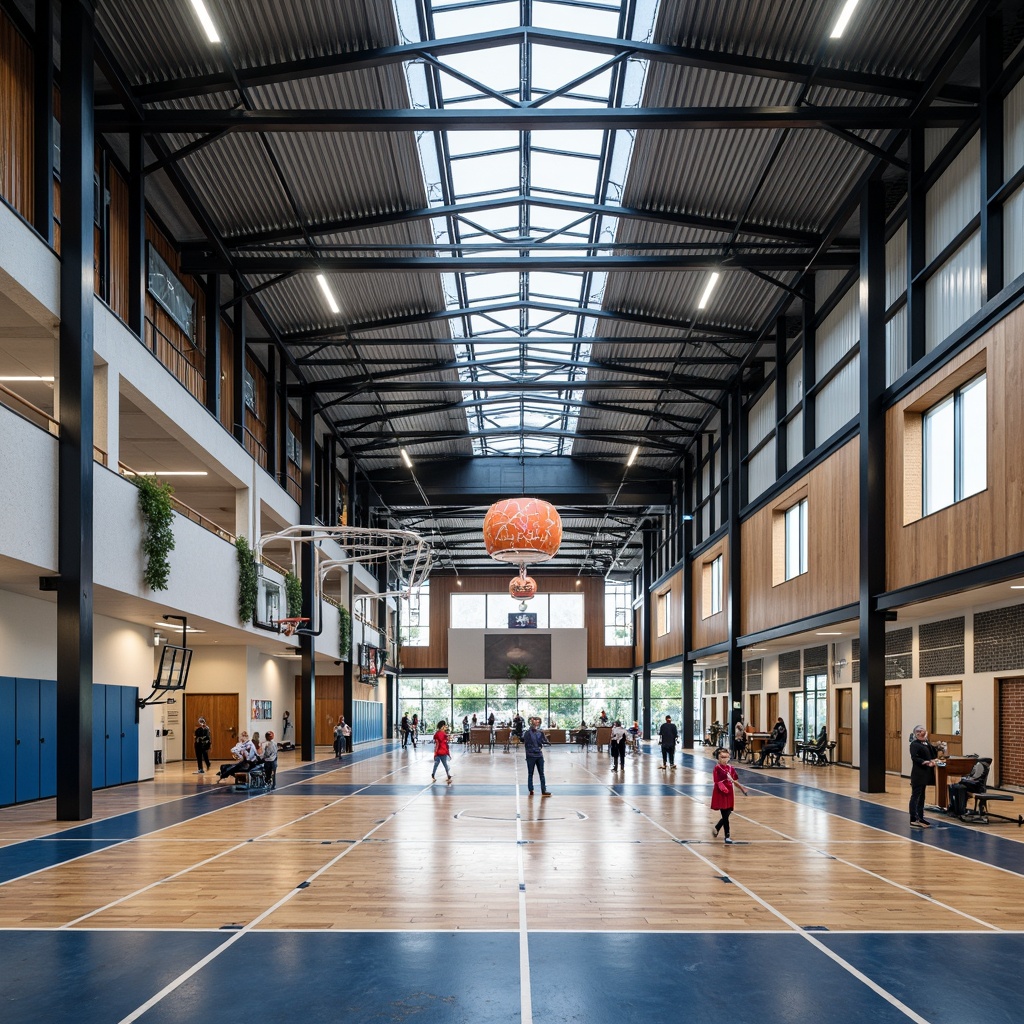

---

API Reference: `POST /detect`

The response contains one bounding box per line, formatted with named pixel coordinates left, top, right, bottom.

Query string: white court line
left=116, top=757, right=437, bottom=1024
left=512, top=750, right=533, bottom=1024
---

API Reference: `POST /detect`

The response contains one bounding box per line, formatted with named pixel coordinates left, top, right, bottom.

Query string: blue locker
left=93, top=685, right=107, bottom=789
left=15, top=678, right=40, bottom=803
left=120, top=687, right=139, bottom=783
left=0, top=678, right=15, bottom=806
left=38, top=679, right=56, bottom=799
left=105, top=686, right=122, bottom=786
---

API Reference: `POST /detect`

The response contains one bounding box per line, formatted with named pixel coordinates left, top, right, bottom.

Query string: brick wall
left=999, top=678, right=1024, bottom=787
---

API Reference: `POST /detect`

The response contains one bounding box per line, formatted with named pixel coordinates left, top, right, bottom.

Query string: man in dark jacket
left=908, top=724, right=939, bottom=828
left=755, top=717, right=788, bottom=767
left=523, top=716, right=552, bottom=797
left=658, top=715, right=679, bottom=770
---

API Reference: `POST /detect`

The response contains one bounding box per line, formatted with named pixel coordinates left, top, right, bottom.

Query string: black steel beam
left=350, top=429, right=691, bottom=456
left=183, top=253, right=855, bottom=274
left=300, top=388, right=317, bottom=764
left=32, top=0, right=54, bottom=242
left=56, top=0, right=95, bottom=823
left=205, top=275, right=221, bottom=418
left=96, top=105, right=974, bottom=134
left=308, top=377, right=726, bottom=396
left=727, top=385, right=743, bottom=753
left=217, top=195, right=821, bottom=249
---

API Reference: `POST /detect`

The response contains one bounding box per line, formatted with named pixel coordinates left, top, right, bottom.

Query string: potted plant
left=507, top=662, right=530, bottom=684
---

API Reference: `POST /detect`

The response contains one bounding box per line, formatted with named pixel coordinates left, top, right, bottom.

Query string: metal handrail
left=0, top=382, right=58, bottom=434
left=118, top=462, right=235, bottom=543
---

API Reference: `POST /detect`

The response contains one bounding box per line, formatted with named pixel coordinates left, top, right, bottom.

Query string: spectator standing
left=333, top=721, right=345, bottom=758
left=609, top=720, right=627, bottom=772
left=909, top=724, right=939, bottom=828
left=193, top=717, right=212, bottom=774
left=733, top=720, right=747, bottom=761
left=711, top=746, right=747, bottom=843
left=411, top=713, right=419, bottom=747
left=658, top=715, right=679, bottom=770
left=401, top=713, right=411, bottom=749
left=262, top=731, right=278, bottom=789
left=523, top=716, right=552, bottom=797
left=340, top=718, right=351, bottom=754
left=431, top=720, right=453, bottom=785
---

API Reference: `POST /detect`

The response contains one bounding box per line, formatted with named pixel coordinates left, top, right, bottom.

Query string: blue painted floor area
left=821, top=933, right=1024, bottom=1024
left=0, top=929, right=224, bottom=1024
left=0, top=838, right=122, bottom=882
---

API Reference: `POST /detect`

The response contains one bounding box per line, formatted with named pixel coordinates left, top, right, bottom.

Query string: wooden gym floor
left=1, top=741, right=1022, bottom=1023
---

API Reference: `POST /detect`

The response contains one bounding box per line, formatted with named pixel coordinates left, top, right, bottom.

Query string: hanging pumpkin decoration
left=482, top=498, right=562, bottom=564
left=509, top=574, right=538, bottom=601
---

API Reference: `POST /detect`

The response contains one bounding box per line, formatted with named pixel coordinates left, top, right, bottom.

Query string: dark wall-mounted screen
left=484, top=633, right=552, bottom=680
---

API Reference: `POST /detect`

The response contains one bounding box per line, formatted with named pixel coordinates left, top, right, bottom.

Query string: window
left=399, top=583, right=430, bottom=647
left=922, top=374, right=986, bottom=516
left=784, top=499, right=808, bottom=580
left=604, top=581, right=633, bottom=646
left=710, top=555, right=723, bottom=615
left=656, top=591, right=671, bottom=637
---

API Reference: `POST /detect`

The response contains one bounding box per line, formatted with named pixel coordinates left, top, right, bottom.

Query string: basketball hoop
left=274, top=616, right=310, bottom=637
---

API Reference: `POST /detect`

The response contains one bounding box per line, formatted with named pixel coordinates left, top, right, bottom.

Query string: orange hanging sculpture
left=482, top=498, right=562, bottom=564
left=509, top=573, right=538, bottom=601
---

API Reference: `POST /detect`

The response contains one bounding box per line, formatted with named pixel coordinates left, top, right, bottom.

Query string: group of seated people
left=216, top=729, right=278, bottom=788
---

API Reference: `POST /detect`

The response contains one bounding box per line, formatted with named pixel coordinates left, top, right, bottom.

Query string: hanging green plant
left=134, top=476, right=175, bottom=591
left=236, top=535, right=258, bottom=624
left=285, top=571, right=302, bottom=618
left=338, top=604, right=352, bottom=659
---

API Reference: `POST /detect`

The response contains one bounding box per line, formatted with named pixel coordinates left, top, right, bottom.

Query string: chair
left=805, top=734, right=832, bottom=766
left=232, top=763, right=268, bottom=791
left=950, top=758, right=1023, bottom=826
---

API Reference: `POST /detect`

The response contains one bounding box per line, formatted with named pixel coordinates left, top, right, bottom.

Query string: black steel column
left=299, top=389, right=317, bottom=762
left=907, top=128, right=926, bottom=366
left=681, top=457, right=695, bottom=748
left=204, top=275, right=221, bottom=417
left=775, top=314, right=788, bottom=479
left=32, top=0, right=54, bottom=243
left=127, top=128, right=146, bottom=339
left=727, top=386, right=744, bottom=749
left=266, top=346, right=278, bottom=479
left=232, top=302, right=246, bottom=444
left=801, top=277, right=816, bottom=458
left=859, top=177, right=888, bottom=793
left=980, top=9, right=1004, bottom=303
left=640, top=528, right=653, bottom=740
left=277, top=361, right=289, bottom=486
left=344, top=457, right=356, bottom=731
left=56, top=0, right=95, bottom=821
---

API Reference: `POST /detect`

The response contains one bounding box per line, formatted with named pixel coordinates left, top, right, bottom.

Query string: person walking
left=909, top=724, right=939, bottom=828
left=658, top=714, right=678, bottom=770
left=193, top=717, right=212, bottom=774
left=523, top=716, right=552, bottom=797
left=340, top=718, right=351, bottom=755
left=401, top=713, right=411, bottom=749
left=609, top=720, right=627, bottom=772
left=333, top=721, right=345, bottom=758
left=711, top=746, right=747, bottom=843
left=410, top=713, right=419, bottom=747
left=733, top=719, right=747, bottom=761
left=431, top=720, right=453, bottom=785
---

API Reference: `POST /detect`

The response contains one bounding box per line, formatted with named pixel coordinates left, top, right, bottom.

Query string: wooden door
left=767, top=692, right=778, bottom=729
left=884, top=685, right=902, bottom=773
left=294, top=675, right=347, bottom=747
left=185, top=693, right=239, bottom=760
left=749, top=693, right=761, bottom=732
left=837, top=688, right=853, bottom=763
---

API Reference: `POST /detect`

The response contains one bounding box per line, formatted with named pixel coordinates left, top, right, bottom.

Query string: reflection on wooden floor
left=1, top=743, right=1023, bottom=936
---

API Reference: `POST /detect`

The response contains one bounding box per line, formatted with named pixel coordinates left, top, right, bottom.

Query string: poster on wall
left=484, top=633, right=552, bottom=680
left=251, top=699, right=262, bottom=721
left=508, top=612, right=537, bottom=628
left=262, top=700, right=272, bottom=720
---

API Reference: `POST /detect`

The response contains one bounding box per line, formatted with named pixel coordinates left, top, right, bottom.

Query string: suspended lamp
left=509, top=572, right=538, bottom=601
left=482, top=497, right=562, bottom=564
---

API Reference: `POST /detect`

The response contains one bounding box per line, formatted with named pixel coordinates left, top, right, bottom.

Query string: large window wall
left=398, top=677, right=634, bottom=730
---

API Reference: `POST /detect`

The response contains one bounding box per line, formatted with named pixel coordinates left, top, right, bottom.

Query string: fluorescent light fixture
left=1011, top=585, right=1024, bottom=590
left=829, top=0, right=861, bottom=38
left=627, top=445, right=639, bottom=467
left=697, top=271, right=720, bottom=309
left=0, top=375, right=55, bottom=382
left=316, top=273, right=340, bottom=314
left=188, top=0, right=221, bottom=42
left=124, top=471, right=208, bottom=477
left=400, top=448, right=413, bottom=468
left=154, top=621, right=205, bottom=634
left=816, top=631, right=843, bottom=636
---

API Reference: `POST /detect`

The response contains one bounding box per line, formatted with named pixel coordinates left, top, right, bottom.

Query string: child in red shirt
left=432, top=720, right=453, bottom=785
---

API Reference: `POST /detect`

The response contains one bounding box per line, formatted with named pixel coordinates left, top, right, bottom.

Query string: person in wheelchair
left=947, top=757, right=990, bottom=817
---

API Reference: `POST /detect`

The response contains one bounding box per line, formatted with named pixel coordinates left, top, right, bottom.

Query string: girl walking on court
left=432, top=720, right=453, bottom=785
left=711, top=746, right=747, bottom=844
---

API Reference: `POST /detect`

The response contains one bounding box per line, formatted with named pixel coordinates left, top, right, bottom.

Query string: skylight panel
left=431, top=1, right=519, bottom=34
left=449, top=151, right=519, bottom=195
left=531, top=152, right=599, bottom=196
left=446, top=131, right=519, bottom=158
left=531, top=1, right=621, bottom=36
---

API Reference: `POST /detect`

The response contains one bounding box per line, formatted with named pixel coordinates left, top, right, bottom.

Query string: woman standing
left=609, top=720, right=627, bottom=772
left=711, top=746, right=747, bottom=844
left=193, top=717, right=212, bottom=774
left=431, top=720, right=453, bottom=785
left=908, top=725, right=939, bottom=828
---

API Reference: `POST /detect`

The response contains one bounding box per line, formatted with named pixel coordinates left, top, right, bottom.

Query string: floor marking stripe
left=514, top=752, right=533, bottom=1024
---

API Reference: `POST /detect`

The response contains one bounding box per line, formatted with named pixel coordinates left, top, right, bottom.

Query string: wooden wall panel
left=243, top=353, right=268, bottom=467
left=691, top=539, right=727, bottom=651
left=106, top=163, right=129, bottom=321
left=886, top=312, right=1024, bottom=590
left=220, top=318, right=234, bottom=433
left=399, top=574, right=635, bottom=674
left=650, top=569, right=684, bottom=663
left=740, top=440, right=859, bottom=636
left=0, top=13, right=33, bottom=220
